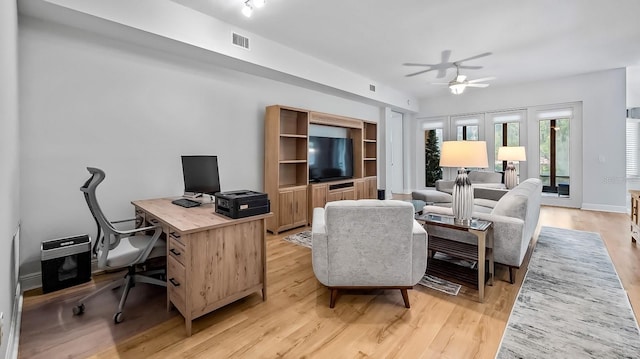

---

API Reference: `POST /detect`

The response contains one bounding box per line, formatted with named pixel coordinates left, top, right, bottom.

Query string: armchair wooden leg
left=329, top=288, right=338, bottom=308
left=509, top=267, right=516, bottom=284
left=400, top=288, right=410, bottom=308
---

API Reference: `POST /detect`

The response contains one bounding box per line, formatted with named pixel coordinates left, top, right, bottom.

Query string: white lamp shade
left=439, top=141, right=489, bottom=168
left=497, top=146, right=527, bottom=161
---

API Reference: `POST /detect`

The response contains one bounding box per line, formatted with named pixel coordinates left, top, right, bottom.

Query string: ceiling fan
left=404, top=50, right=492, bottom=79
left=432, top=64, right=495, bottom=94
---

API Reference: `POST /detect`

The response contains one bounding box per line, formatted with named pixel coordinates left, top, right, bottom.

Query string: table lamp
left=497, top=146, right=526, bottom=190
left=439, top=141, right=489, bottom=224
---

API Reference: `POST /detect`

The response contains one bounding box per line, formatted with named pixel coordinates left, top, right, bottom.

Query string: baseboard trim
left=6, top=283, right=22, bottom=359
left=581, top=203, right=627, bottom=213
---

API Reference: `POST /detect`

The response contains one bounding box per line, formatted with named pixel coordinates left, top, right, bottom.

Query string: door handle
left=169, top=278, right=180, bottom=287
left=170, top=248, right=181, bottom=256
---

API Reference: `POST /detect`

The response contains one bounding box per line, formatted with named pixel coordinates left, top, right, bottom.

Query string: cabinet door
left=355, top=180, right=365, bottom=200
left=293, top=187, right=307, bottom=227
left=309, top=185, right=328, bottom=217
left=328, top=192, right=342, bottom=202
left=365, top=177, right=377, bottom=199
left=278, top=190, right=294, bottom=229
left=342, top=189, right=356, bottom=200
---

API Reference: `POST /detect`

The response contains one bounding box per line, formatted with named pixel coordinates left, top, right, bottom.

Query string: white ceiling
left=171, top=0, right=640, bottom=99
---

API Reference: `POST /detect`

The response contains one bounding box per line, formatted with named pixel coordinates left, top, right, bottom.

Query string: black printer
left=215, top=190, right=270, bottom=219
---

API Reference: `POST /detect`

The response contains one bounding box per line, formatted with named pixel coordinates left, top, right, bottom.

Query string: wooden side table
left=416, top=213, right=493, bottom=302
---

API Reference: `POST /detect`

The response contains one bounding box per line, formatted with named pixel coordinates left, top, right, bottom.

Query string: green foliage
left=425, top=130, right=442, bottom=187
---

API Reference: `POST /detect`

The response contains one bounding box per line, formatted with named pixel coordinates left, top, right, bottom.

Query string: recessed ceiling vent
left=232, top=32, right=250, bottom=49
left=369, top=84, right=376, bottom=92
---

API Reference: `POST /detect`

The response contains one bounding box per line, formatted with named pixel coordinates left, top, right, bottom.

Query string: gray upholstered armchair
left=311, top=200, right=428, bottom=308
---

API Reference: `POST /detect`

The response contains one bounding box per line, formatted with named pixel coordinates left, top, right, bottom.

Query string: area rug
left=283, top=231, right=465, bottom=296
left=497, top=226, right=640, bottom=358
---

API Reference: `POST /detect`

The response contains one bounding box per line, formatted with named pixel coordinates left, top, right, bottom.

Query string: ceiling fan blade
left=405, top=69, right=435, bottom=77
left=440, top=49, right=451, bottom=63
left=430, top=82, right=449, bottom=85
left=402, top=63, right=436, bottom=67
left=468, top=76, right=496, bottom=83
left=457, top=65, right=483, bottom=70
left=436, top=68, right=448, bottom=78
left=455, top=52, right=492, bottom=63
left=466, top=83, right=490, bottom=88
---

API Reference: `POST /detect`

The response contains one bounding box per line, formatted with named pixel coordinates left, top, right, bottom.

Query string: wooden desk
left=132, top=198, right=272, bottom=336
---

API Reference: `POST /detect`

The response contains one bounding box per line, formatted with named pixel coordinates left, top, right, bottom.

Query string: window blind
left=627, top=119, right=640, bottom=178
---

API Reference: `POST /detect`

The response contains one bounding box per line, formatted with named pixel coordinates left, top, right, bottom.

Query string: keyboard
left=171, top=198, right=201, bottom=208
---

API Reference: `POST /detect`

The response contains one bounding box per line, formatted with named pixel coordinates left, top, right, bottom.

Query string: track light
left=242, top=1, right=253, bottom=17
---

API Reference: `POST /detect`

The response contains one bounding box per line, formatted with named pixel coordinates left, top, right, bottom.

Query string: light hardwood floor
left=18, top=206, right=639, bottom=358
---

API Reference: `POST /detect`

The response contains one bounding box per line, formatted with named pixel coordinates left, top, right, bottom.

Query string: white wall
left=18, top=17, right=381, bottom=278
left=0, top=0, right=20, bottom=357
left=415, top=68, right=627, bottom=212
left=628, top=66, right=640, bottom=108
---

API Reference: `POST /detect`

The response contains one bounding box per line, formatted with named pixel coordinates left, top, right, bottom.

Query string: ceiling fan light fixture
left=450, top=83, right=466, bottom=95
left=242, top=1, right=253, bottom=17
left=253, top=0, right=266, bottom=8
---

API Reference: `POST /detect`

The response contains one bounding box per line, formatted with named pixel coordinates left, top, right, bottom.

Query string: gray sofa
left=422, top=178, right=542, bottom=283
left=412, top=171, right=505, bottom=207
left=311, top=200, right=427, bottom=308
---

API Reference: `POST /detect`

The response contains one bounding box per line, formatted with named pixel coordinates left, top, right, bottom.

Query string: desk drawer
left=146, top=215, right=169, bottom=233
left=168, top=256, right=186, bottom=313
left=168, top=237, right=186, bottom=266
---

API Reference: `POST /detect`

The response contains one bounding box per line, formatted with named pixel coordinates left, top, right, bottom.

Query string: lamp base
left=504, top=163, right=517, bottom=189
left=452, top=168, right=474, bottom=223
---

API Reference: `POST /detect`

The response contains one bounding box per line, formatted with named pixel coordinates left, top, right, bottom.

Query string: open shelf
left=279, top=136, right=307, bottom=162
left=280, top=109, right=308, bottom=136
left=279, top=162, right=308, bottom=187
left=364, top=122, right=377, bottom=141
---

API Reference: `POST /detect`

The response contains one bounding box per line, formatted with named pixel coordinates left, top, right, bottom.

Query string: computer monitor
left=181, top=155, right=221, bottom=197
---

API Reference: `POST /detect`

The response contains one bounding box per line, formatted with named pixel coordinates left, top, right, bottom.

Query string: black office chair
left=73, top=167, right=166, bottom=323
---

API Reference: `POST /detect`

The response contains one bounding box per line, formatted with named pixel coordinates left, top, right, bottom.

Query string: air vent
left=369, top=84, right=376, bottom=92
left=232, top=32, right=250, bottom=49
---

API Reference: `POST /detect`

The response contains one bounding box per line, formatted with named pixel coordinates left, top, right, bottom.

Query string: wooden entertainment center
left=264, top=105, right=378, bottom=234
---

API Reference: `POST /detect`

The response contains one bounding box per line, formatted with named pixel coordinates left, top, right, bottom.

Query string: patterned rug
left=283, top=231, right=467, bottom=296
left=497, top=226, right=640, bottom=358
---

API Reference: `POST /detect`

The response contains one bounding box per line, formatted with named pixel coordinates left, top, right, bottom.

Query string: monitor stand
left=183, top=192, right=203, bottom=199
left=183, top=192, right=215, bottom=204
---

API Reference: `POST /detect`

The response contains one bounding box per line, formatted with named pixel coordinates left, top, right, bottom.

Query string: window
left=451, top=115, right=483, bottom=141
left=627, top=119, right=640, bottom=179
left=423, top=122, right=444, bottom=186
left=538, top=109, right=571, bottom=195
left=491, top=112, right=523, bottom=172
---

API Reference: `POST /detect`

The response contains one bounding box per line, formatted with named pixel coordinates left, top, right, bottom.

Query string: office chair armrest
left=111, top=218, right=137, bottom=224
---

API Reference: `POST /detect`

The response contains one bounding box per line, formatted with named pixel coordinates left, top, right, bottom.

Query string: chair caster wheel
left=113, top=311, right=123, bottom=324
left=72, top=304, right=85, bottom=316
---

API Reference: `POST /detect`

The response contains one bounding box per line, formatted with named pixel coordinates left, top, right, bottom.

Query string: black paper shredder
left=41, top=234, right=91, bottom=293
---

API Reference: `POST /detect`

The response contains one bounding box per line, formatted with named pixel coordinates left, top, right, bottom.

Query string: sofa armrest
left=311, top=208, right=329, bottom=285
left=473, top=212, right=528, bottom=267
left=435, top=180, right=454, bottom=194
left=474, top=187, right=509, bottom=201
left=411, top=220, right=428, bottom=284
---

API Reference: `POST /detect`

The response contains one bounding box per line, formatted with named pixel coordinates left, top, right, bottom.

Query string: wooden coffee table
left=415, top=213, right=493, bottom=302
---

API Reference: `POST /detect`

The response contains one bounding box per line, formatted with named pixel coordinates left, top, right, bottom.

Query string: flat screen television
left=308, top=136, right=354, bottom=182
left=181, top=155, right=221, bottom=196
